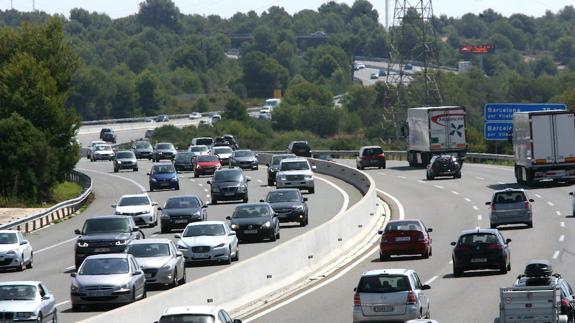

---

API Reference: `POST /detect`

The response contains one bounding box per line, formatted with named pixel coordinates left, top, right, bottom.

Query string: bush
left=51, top=182, right=82, bottom=203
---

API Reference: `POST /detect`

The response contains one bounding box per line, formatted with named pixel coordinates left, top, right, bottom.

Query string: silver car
left=275, top=158, right=316, bottom=194
left=175, top=221, right=239, bottom=265
left=353, top=269, right=431, bottom=322
left=0, top=230, right=33, bottom=271
left=126, top=239, right=186, bottom=287
left=487, top=188, right=534, bottom=229
left=0, top=281, right=57, bottom=322
left=70, top=253, right=146, bottom=310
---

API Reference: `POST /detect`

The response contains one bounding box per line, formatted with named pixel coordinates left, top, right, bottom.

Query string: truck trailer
left=406, top=106, right=467, bottom=167
left=513, top=110, right=575, bottom=185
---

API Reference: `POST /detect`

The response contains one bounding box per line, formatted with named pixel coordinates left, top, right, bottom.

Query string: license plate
left=471, top=258, right=487, bottom=263
left=373, top=305, right=393, bottom=312
left=160, top=182, right=170, bottom=186
left=175, top=219, right=188, bottom=224
left=194, top=253, right=209, bottom=259
left=145, top=273, right=152, bottom=279
left=94, top=248, right=110, bottom=253
left=244, top=229, right=258, bottom=234
left=395, top=236, right=411, bottom=241
left=87, top=290, right=110, bottom=297
left=224, top=192, right=235, bottom=196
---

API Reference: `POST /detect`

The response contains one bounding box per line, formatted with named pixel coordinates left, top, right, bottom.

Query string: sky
left=0, top=0, right=573, bottom=23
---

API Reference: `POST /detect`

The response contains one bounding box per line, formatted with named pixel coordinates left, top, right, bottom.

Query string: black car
left=74, top=215, right=143, bottom=269
left=222, top=134, right=239, bottom=150
left=99, top=128, right=112, bottom=140
left=153, top=142, right=177, bottom=162
left=132, top=141, right=153, bottom=160
left=426, top=155, right=461, bottom=180
left=207, top=168, right=250, bottom=205
left=262, top=189, right=308, bottom=226
left=288, top=141, right=312, bottom=157
left=174, top=152, right=195, bottom=172
left=451, top=228, right=511, bottom=276
left=159, top=195, right=208, bottom=233
left=229, top=150, right=259, bottom=170
left=156, top=114, right=169, bottom=122
left=266, top=153, right=296, bottom=186
left=513, top=260, right=575, bottom=320
left=113, top=150, right=138, bottom=172
left=101, top=130, right=117, bottom=143
left=226, top=203, right=280, bottom=242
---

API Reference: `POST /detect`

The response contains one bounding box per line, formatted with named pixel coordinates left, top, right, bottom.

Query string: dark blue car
left=148, top=163, right=180, bottom=192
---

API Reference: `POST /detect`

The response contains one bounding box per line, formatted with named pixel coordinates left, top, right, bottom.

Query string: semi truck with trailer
left=406, top=106, right=467, bottom=167
left=513, top=110, right=575, bottom=185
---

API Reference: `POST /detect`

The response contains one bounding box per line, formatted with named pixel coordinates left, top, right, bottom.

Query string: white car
left=570, top=191, right=575, bottom=216
left=189, top=112, right=202, bottom=119
left=90, top=144, right=114, bottom=161
left=156, top=306, right=242, bottom=323
left=175, top=221, right=239, bottom=265
left=353, top=269, right=431, bottom=322
left=275, top=158, right=316, bottom=194
left=87, top=140, right=106, bottom=159
left=260, top=107, right=271, bottom=114
left=188, top=145, right=210, bottom=157
left=0, top=230, right=33, bottom=271
left=212, top=146, right=233, bottom=164
left=113, top=193, right=158, bottom=227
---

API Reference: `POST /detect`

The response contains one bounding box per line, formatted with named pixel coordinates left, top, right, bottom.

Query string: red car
left=193, top=155, right=221, bottom=178
left=378, top=219, right=432, bottom=260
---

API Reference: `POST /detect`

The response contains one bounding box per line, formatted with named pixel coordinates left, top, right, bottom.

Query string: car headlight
left=177, top=244, right=188, bottom=250
left=161, top=213, right=170, bottom=219
left=151, top=178, right=158, bottom=182
left=193, top=211, right=201, bottom=217
left=115, top=284, right=131, bottom=293
left=160, top=264, right=172, bottom=270
left=71, top=283, right=80, bottom=293
left=263, top=221, right=271, bottom=228
left=230, top=223, right=238, bottom=230
left=212, top=186, right=220, bottom=193
left=15, top=312, right=37, bottom=320
left=294, top=205, right=305, bottom=210
left=171, top=176, right=178, bottom=181
left=77, top=241, right=89, bottom=248
left=6, top=250, right=16, bottom=255
left=115, top=240, right=128, bottom=246
left=117, top=160, right=122, bottom=164
left=214, top=243, right=225, bottom=248
left=304, top=175, right=313, bottom=180
left=278, top=176, right=287, bottom=181
left=196, top=164, right=202, bottom=169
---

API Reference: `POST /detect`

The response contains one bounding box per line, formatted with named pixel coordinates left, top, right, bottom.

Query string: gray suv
left=207, top=168, right=250, bottom=205
left=486, top=188, right=534, bottom=229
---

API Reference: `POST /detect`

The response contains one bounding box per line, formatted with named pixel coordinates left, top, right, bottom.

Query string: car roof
left=234, top=149, right=253, bottom=153
left=281, top=157, right=308, bottom=163
left=362, top=269, right=412, bottom=276
left=162, top=306, right=221, bottom=316
left=129, top=238, right=172, bottom=245
left=156, top=142, right=173, bottom=145
left=0, top=230, right=19, bottom=234
left=185, top=221, right=226, bottom=227
left=268, top=188, right=300, bottom=193
left=493, top=188, right=525, bottom=193
left=86, top=215, right=132, bottom=221
left=459, top=228, right=499, bottom=235
left=153, top=162, right=175, bottom=166
left=116, top=150, right=134, bottom=154
left=215, top=168, right=241, bottom=173
left=387, top=219, right=423, bottom=225
left=360, top=146, right=382, bottom=149
left=291, top=140, right=308, bottom=144
left=236, top=202, right=270, bottom=208
left=0, top=281, right=41, bottom=287
left=119, top=193, right=150, bottom=199
left=272, top=153, right=296, bottom=157
left=85, top=253, right=129, bottom=260
left=167, top=194, right=200, bottom=200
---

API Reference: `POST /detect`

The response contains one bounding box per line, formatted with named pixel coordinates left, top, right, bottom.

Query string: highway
left=247, top=160, right=573, bottom=323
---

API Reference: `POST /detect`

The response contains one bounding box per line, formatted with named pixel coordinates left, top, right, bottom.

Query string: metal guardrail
left=0, top=170, right=93, bottom=232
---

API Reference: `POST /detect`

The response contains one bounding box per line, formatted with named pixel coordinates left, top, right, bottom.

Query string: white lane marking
left=64, top=265, right=75, bottom=271
left=397, top=176, right=407, bottom=179
left=547, top=201, right=555, bottom=207
left=77, top=167, right=147, bottom=192
left=198, top=183, right=204, bottom=187
left=534, top=194, right=542, bottom=198
left=378, top=172, right=387, bottom=176
left=475, top=226, right=480, bottom=230
left=553, top=250, right=560, bottom=259
left=472, top=205, right=479, bottom=211
left=204, top=189, right=208, bottom=192
left=561, top=221, right=565, bottom=228
left=190, top=179, right=195, bottom=182
left=560, top=235, right=565, bottom=242
left=417, top=180, right=426, bottom=184
left=449, top=260, right=453, bottom=264
left=451, top=191, right=459, bottom=195
left=151, top=234, right=158, bottom=237
left=433, top=185, right=444, bottom=189
left=556, top=211, right=562, bottom=216
left=257, top=179, right=263, bottom=184
left=377, top=190, right=405, bottom=221
left=475, top=176, right=484, bottom=180
left=36, top=237, right=77, bottom=254
left=498, top=181, right=505, bottom=185
left=206, top=194, right=211, bottom=198
left=56, top=300, right=70, bottom=307
left=464, top=198, right=471, bottom=202
left=424, top=275, right=438, bottom=285
left=477, top=215, right=482, bottom=221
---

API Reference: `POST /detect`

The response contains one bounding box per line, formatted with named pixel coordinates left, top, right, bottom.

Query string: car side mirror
left=157, top=207, right=163, bottom=211
left=206, top=180, right=211, bottom=184
left=202, top=205, right=208, bottom=209
left=259, top=199, right=264, bottom=203
left=266, top=163, right=269, bottom=167
left=226, top=216, right=231, bottom=220
left=176, top=252, right=183, bottom=257
left=70, top=273, right=77, bottom=277
left=246, top=177, right=251, bottom=182
left=485, top=202, right=491, bottom=205
left=450, top=241, right=456, bottom=246
left=303, top=197, right=308, bottom=202
left=377, top=230, right=383, bottom=235
left=174, top=234, right=181, bottom=239
left=353, top=287, right=357, bottom=292
left=42, top=295, right=51, bottom=300
left=132, top=227, right=140, bottom=232
left=74, top=229, right=81, bottom=235
left=20, top=240, right=28, bottom=245
left=422, top=284, right=431, bottom=290
left=146, top=173, right=150, bottom=175
left=133, top=270, right=143, bottom=276
left=529, top=199, right=534, bottom=202
left=152, top=202, right=158, bottom=206
left=570, top=192, right=574, bottom=196
left=506, top=238, right=512, bottom=244
left=427, top=228, right=433, bottom=233
left=233, top=320, right=242, bottom=323
left=229, top=231, right=236, bottom=236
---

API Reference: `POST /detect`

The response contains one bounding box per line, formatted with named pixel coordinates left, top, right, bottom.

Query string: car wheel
left=309, top=188, right=315, bottom=194
left=276, top=229, right=280, bottom=240
left=51, top=309, right=57, bottom=323
left=149, top=186, right=154, bottom=192
left=527, top=221, right=533, bottom=228
left=36, top=313, right=42, bottom=323
left=268, top=179, right=274, bottom=186
left=17, top=256, right=25, bottom=271
left=455, top=172, right=462, bottom=179
left=171, top=270, right=179, bottom=288
left=379, top=253, right=389, bottom=261
left=175, top=184, right=180, bottom=190
left=211, top=198, right=218, bottom=205
left=114, top=168, right=118, bottom=173
left=26, top=252, right=33, bottom=269
left=225, top=247, right=233, bottom=264
left=243, top=196, right=249, bottom=203
left=71, top=303, right=81, bottom=312
left=507, top=262, right=511, bottom=271
left=422, top=248, right=430, bottom=259
left=161, top=225, right=170, bottom=234
left=133, top=168, right=138, bottom=172
left=141, top=288, right=147, bottom=299
left=490, top=223, right=497, bottom=229
left=179, top=268, right=186, bottom=285
left=270, top=232, right=277, bottom=242
left=232, top=248, right=239, bottom=261
left=382, top=163, right=386, bottom=169
left=254, top=165, right=259, bottom=170
left=194, top=172, right=199, bottom=178
left=453, top=264, right=463, bottom=276
left=500, top=263, right=508, bottom=274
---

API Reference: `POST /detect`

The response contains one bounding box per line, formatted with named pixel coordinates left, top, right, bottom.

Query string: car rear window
left=116, top=152, right=134, bottom=159
left=292, top=143, right=310, bottom=151
left=493, top=191, right=526, bottom=204
left=159, top=314, right=215, bottom=323
left=363, top=148, right=383, bottom=156
left=195, top=138, right=214, bottom=146
left=385, top=221, right=422, bottom=232
left=458, top=233, right=499, bottom=245
left=157, top=143, right=174, bottom=150
left=357, top=275, right=411, bottom=293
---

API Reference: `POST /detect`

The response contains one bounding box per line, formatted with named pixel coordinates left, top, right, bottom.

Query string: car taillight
left=354, top=293, right=361, bottom=305
left=524, top=201, right=531, bottom=209
left=379, top=153, right=385, bottom=158
left=491, top=204, right=496, bottom=211
left=417, top=232, right=425, bottom=241
left=487, top=243, right=503, bottom=250
left=561, top=298, right=570, bottom=306
left=406, top=291, right=417, bottom=304
left=381, top=235, right=389, bottom=243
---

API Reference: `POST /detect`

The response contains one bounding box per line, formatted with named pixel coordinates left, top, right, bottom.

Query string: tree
left=192, top=96, right=209, bottom=113
left=223, top=96, right=248, bottom=121
left=136, top=70, right=165, bottom=116
left=554, top=36, right=575, bottom=65
left=127, top=47, right=151, bottom=73
left=137, top=0, right=180, bottom=31
left=241, top=51, right=289, bottom=98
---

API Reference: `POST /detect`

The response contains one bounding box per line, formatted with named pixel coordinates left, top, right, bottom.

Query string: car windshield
left=292, top=143, right=309, bottom=151
left=233, top=205, right=271, bottom=218
left=266, top=191, right=300, bottom=203
left=165, top=196, right=200, bottom=209
left=190, top=146, right=208, bottom=152
left=176, top=153, right=194, bottom=161
left=385, top=221, right=422, bottom=232
left=118, top=196, right=149, bottom=206
left=0, top=285, right=37, bottom=301
left=159, top=315, right=215, bottom=323
left=272, top=155, right=294, bottom=166
left=0, top=233, right=17, bottom=244
left=79, top=258, right=129, bottom=275
left=234, top=151, right=253, bottom=158
left=83, top=218, right=130, bottom=234
left=153, top=165, right=176, bottom=174
left=458, top=233, right=499, bottom=246
left=213, top=171, right=241, bottom=182
left=183, top=224, right=225, bottom=237
left=135, top=143, right=151, bottom=149
left=197, top=155, right=219, bottom=163
left=116, top=152, right=134, bottom=159
left=213, top=147, right=232, bottom=154
left=280, top=161, right=309, bottom=171
left=195, top=139, right=213, bottom=146
left=157, top=143, right=174, bottom=150
left=95, top=145, right=111, bottom=151
left=493, top=191, right=526, bottom=204
left=127, top=243, right=170, bottom=258
left=357, top=275, right=411, bottom=293
left=363, top=148, right=383, bottom=155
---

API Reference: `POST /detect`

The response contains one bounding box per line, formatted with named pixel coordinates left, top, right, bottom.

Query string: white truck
left=495, top=285, right=568, bottom=323
left=405, top=106, right=467, bottom=167
left=513, top=110, right=575, bottom=185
